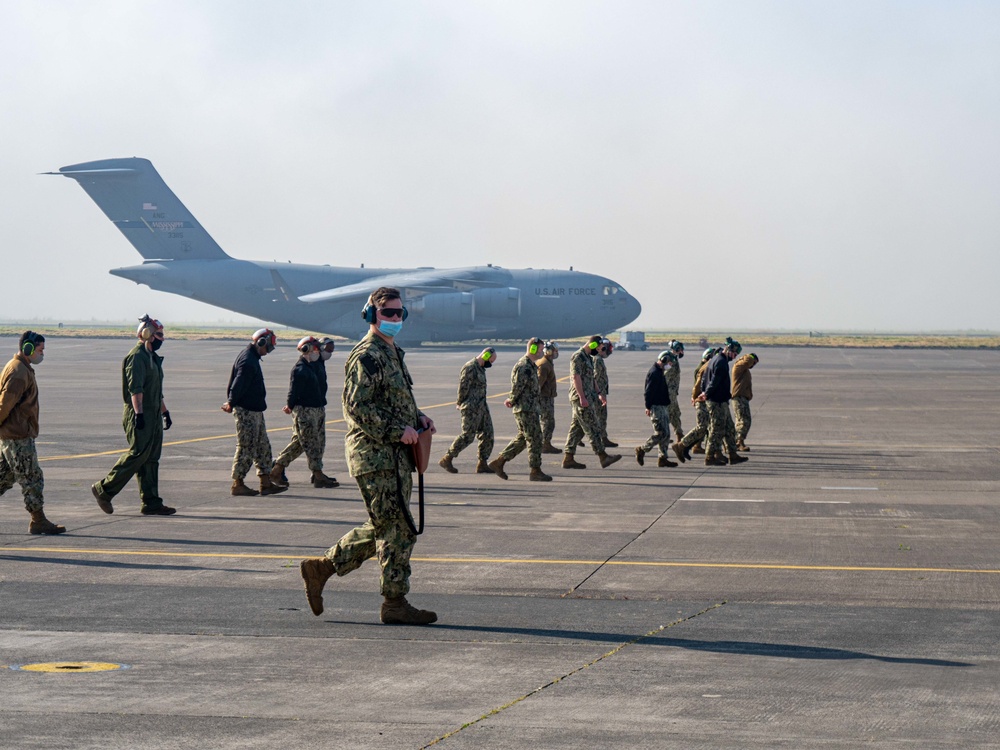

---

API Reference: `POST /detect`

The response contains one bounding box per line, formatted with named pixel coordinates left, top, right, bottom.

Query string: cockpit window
left=603, top=286, right=620, bottom=296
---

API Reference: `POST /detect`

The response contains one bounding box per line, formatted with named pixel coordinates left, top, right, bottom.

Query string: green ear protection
left=587, top=340, right=600, bottom=350
left=481, top=349, right=493, bottom=361
left=22, top=331, right=39, bottom=356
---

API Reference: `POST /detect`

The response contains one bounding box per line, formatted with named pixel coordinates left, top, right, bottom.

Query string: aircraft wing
left=297, top=269, right=502, bottom=304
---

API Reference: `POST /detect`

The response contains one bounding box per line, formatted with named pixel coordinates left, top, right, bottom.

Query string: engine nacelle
left=410, top=292, right=475, bottom=324
left=473, top=287, right=520, bottom=318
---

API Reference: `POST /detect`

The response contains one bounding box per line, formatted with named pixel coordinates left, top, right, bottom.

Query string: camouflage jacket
left=536, top=356, right=557, bottom=398
left=508, top=354, right=541, bottom=414
left=568, top=349, right=598, bottom=404
left=661, top=352, right=681, bottom=396
left=456, top=358, right=488, bottom=409
left=594, top=356, right=609, bottom=396
left=342, top=332, right=424, bottom=477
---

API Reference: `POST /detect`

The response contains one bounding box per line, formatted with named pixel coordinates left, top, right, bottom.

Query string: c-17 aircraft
left=48, top=158, right=641, bottom=343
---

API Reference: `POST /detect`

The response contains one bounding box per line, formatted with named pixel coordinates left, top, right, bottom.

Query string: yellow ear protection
left=136, top=314, right=162, bottom=341
left=587, top=339, right=601, bottom=351
left=21, top=331, right=40, bottom=356
left=481, top=348, right=494, bottom=361
left=528, top=338, right=542, bottom=355
left=362, top=297, right=408, bottom=323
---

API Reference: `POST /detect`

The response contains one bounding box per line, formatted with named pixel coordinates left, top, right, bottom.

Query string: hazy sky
left=2, top=1, right=998, bottom=331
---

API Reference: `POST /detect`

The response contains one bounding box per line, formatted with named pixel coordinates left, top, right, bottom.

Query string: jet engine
left=472, top=287, right=520, bottom=318
left=410, top=292, right=475, bottom=324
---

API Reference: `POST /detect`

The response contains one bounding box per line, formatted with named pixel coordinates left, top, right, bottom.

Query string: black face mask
left=482, top=360, right=492, bottom=368
left=150, top=338, right=164, bottom=351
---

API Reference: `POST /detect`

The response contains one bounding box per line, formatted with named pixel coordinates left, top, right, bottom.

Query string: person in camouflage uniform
left=439, top=347, right=496, bottom=474
left=731, top=352, right=759, bottom=451
left=300, top=287, right=437, bottom=626
left=488, top=338, right=551, bottom=482
left=272, top=336, right=339, bottom=489
left=673, top=347, right=718, bottom=463
left=536, top=341, right=561, bottom=454
left=661, top=340, right=685, bottom=443
left=593, top=338, right=619, bottom=448
left=635, top=351, right=678, bottom=469
left=221, top=329, right=287, bottom=497
left=0, top=332, right=65, bottom=534
left=696, top=337, right=748, bottom=467
left=92, top=316, right=177, bottom=516
left=562, top=335, right=622, bottom=470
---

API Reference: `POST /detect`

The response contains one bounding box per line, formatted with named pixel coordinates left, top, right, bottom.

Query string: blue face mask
left=378, top=319, right=403, bottom=338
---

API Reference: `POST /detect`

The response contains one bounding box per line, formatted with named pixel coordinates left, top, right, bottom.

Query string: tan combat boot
left=529, top=467, right=553, bottom=482
left=475, top=459, right=493, bottom=474
left=657, top=455, right=678, bottom=468
left=599, top=452, right=622, bottom=468
left=231, top=478, right=259, bottom=496
left=691, top=443, right=706, bottom=454
left=672, top=443, right=688, bottom=464
left=634, top=447, right=645, bottom=466
left=541, top=442, right=562, bottom=455
left=675, top=430, right=685, bottom=444
left=487, top=457, right=508, bottom=480
left=380, top=596, right=437, bottom=625
left=269, top=463, right=289, bottom=487
left=311, top=470, right=340, bottom=488
left=29, top=510, right=66, bottom=535
left=704, top=451, right=727, bottom=466
left=728, top=449, right=749, bottom=465
left=563, top=452, right=587, bottom=469
left=438, top=454, right=458, bottom=474
left=300, top=557, right=336, bottom=615
left=736, top=440, right=750, bottom=451
left=259, top=475, right=287, bottom=496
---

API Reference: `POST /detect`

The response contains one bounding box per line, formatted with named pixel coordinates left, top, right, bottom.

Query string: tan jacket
left=731, top=355, right=756, bottom=400
left=0, top=353, right=39, bottom=439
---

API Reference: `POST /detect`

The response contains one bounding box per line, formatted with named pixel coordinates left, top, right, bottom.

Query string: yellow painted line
left=3, top=547, right=998, bottom=575
left=14, top=662, right=126, bottom=673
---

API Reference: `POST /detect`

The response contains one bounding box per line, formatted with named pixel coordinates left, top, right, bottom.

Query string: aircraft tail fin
left=48, top=157, right=230, bottom=261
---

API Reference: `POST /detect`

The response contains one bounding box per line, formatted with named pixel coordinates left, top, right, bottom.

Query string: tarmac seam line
left=418, top=600, right=727, bottom=748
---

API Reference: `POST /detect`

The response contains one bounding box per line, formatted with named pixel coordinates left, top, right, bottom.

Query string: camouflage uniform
left=661, top=352, right=683, bottom=438
left=446, top=358, right=494, bottom=463
left=563, top=348, right=605, bottom=455
left=732, top=398, right=751, bottom=443
left=232, top=407, right=274, bottom=480
left=678, top=360, right=711, bottom=450
left=0, top=353, right=45, bottom=513
left=593, top=355, right=611, bottom=444
left=323, top=332, right=424, bottom=599
left=498, top=355, right=543, bottom=468
left=95, top=342, right=166, bottom=510
left=536, top=355, right=558, bottom=445
left=706, top=400, right=738, bottom=454
left=276, top=406, right=327, bottom=472
left=639, top=404, right=671, bottom=457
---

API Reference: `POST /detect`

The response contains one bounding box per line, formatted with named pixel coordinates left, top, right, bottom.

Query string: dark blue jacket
left=286, top=357, right=327, bottom=408
left=644, top=363, right=671, bottom=409
left=701, top=352, right=731, bottom=403
left=227, top=344, right=267, bottom=412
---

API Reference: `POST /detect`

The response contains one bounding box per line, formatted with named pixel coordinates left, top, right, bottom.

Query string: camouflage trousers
left=639, top=405, right=671, bottom=457
left=0, top=438, right=44, bottom=513
left=231, top=407, right=274, bottom=480
left=447, top=402, right=494, bottom=462
left=276, top=406, right=327, bottom=472
left=732, top=396, right=752, bottom=442
left=325, top=465, right=415, bottom=599
left=679, top=401, right=709, bottom=449
left=667, top=394, right=683, bottom=438
left=564, top=401, right=605, bottom=455
left=539, top=396, right=556, bottom=445
left=706, top=400, right=738, bottom=454
left=96, top=405, right=163, bottom=505
left=596, top=399, right=611, bottom=442
left=498, top=410, right=542, bottom=468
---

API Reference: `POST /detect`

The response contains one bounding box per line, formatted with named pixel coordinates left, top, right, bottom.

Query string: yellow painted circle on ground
left=15, top=662, right=126, bottom=673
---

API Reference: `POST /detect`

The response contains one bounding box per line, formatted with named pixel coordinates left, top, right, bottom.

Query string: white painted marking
left=805, top=500, right=851, bottom=504
left=681, top=498, right=766, bottom=503
left=820, top=487, right=878, bottom=491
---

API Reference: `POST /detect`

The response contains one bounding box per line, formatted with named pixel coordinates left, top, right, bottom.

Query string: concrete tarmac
left=1, top=338, right=999, bottom=748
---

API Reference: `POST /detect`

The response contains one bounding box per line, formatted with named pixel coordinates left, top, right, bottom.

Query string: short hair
left=20, top=331, right=44, bottom=350
left=370, top=286, right=401, bottom=308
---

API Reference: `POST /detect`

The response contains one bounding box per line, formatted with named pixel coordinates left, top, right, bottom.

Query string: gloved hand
left=162, top=410, right=172, bottom=430
left=135, top=412, right=146, bottom=430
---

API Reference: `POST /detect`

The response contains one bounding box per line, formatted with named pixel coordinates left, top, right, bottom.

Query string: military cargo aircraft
left=48, top=158, right=641, bottom=343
